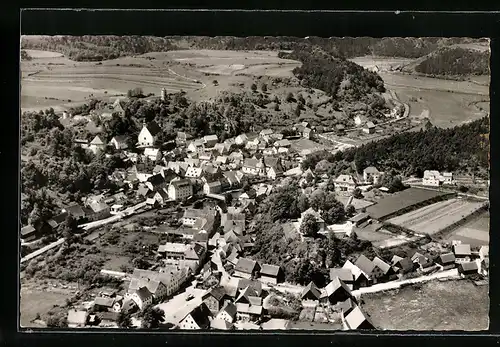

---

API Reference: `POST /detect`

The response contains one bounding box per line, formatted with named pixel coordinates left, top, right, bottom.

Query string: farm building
left=453, top=244, right=472, bottom=262
left=233, top=258, right=261, bottom=279
left=329, top=268, right=355, bottom=289
left=320, top=277, right=353, bottom=305
left=259, top=264, right=283, bottom=285
left=301, top=281, right=322, bottom=302
left=458, top=261, right=479, bottom=275
left=343, top=306, right=374, bottom=330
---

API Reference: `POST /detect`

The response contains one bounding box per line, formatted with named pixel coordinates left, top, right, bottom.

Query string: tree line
left=415, top=47, right=490, bottom=76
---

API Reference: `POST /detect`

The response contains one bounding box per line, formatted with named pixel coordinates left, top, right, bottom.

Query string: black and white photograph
left=20, top=33, right=490, bottom=331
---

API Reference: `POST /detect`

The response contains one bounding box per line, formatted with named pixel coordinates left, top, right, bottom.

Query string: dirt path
left=168, top=67, right=206, bottom=89
left=21, top=238, right=65, bottom=263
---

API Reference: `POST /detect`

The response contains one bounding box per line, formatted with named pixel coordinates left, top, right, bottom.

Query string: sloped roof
left=90, top=135, right=106, bottom=145
left=21, top=225, right=36, bottom=236
left=235, top=258, right=258, bottom=274
left=363, top=166, right=380, bottom=174
left=211, top=318, right=234, bottom=330
left=145, top=121, right=161, bottom=136
left=67, top=309, right=88, bottom=326
left=261, top=319, right=291, bottom=330
left=439, top=252, right=456, bottom=264
left=335, top=174, right=357, bottom=185
left=355, top=255, right=375, bottom=276
left=372, top=257, right=391, bottom=274
left=329, top=268, right=354, bottom=282
left=260, top=264, right=281, bottom=277
left=94, top=297, right=114, bottom=307
left=324, top=277, right=352, bottom=297
left=344, top=306, right=373, bottom=329
left=453, top=244, right=472, bottom=256
left=184, top=303, right=212, bottom=329
left=301, top=281, right=321, bottom=300
left=112, top=134, right=128, bottom=144
left=460, top=261, right=478, bottom=272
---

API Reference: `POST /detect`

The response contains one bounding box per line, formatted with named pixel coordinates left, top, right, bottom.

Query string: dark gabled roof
left=187, top=303, right=212, bottom=329
left=98, top=311, right=119, bottom=322
left=219, top=302, right=237, bottom=318
left=301, top=281, right=321, bottom=300
left=145, top=121, right=161, bottom=136
left=396, top=257, right=414, bottom=271
left=439, top=252, right=456, bottom=264
left=65, top=204, right=87, bottom=218
left=260, top=264, right=281, bottom=277
left=329, top=268, right=354, bottom=282
left=349, top=213, right=370, bottom=223
left=336, top=297, right=356, bottom=314
left=112, top=135, right=128, bottom=144
left=459, top=261, right=478, bottom=272
left=236, top=279, right=262, bottom=296
left=135, top=286, right=153, bottom=301
left=344, top=305, right=374, bottom=330
left=372, top=257, right=391, bottom=274
left=94, top=297, right=114, bottom=307
left=325, top=277, right=352, bottom=297
left=147, top=173, right=166, bottom=187
left=355, top=255, right=375, bottom=276
left=235, top=258, right=259, bottom=274
left=203, top=286, right=227, bottom=302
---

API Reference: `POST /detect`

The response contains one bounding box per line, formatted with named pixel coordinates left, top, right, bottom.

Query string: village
left=19, top=84, right=490, bottom=331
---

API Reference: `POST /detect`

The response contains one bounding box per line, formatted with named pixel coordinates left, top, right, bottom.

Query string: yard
left=387, top=198, right=487, bottom=235
left=361, top=279, right=489, bottom=330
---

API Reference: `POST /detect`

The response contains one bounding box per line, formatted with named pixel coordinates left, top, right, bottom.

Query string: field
left=362, top=280, right=489, bottom=330
left=387, top=198, right=487, bottom=235
left=443, top=211, right=490, bottom=246
left=365, top=187, right=451, bottom=221
left=20, top=279, right=75, bottom=327
left=21, top=49, right=302, bottom=112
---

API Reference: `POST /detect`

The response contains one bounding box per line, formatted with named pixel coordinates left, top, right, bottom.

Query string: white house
left=335, top=174, right=358, bottom=195
left=235, top=134, right=249, bottom=146
left=363, top=167, right=382, bottom=184
left=110, top=135, right=129, bottom=150
left=130, top=287, right=153, bottom=310
left=138, top=121, right=162, bottom=147
left=168, top=179, right=193, bottom=201
left=242, top=158, right=265, bottom=176
left=185, top=167, right=203, bottom=179
left=89, top=135, right=107, bottom=155
left=422, top=170, right=441, bottom=187
left=144, top=147, right=162, bottom=162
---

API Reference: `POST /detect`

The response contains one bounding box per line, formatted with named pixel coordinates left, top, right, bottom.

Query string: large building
left=138, top=121, right=162, bottom=147
left=168, top=179, right=193, bottom=201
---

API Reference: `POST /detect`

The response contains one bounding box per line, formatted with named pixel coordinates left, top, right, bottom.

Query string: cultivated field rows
left=388, top=198, right=486, bottom=235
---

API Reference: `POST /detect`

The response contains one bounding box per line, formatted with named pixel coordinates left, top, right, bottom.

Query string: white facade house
left=422, top=170, right=453, bottom=187
left=168, top=179, right=193, bottom=201
left=138, top=121, right=161, bottom=147
left=363, top=166, right=382, bottom=184
left=89, top=135, right=107, bottom=155
left=335, top=174, right=358, bottom=194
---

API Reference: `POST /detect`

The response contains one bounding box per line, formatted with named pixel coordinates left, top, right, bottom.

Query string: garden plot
left=387, top=198, right=486, bottom=235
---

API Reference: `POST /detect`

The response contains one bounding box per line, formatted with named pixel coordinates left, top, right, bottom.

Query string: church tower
left=161, top=88, right=167, bottom=101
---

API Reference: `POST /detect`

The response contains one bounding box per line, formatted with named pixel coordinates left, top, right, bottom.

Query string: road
left=80, top=201, right=149, bottom=231
left=168, top=68, right=207, bottom=89
left=21, top=238, right=65, bottom=263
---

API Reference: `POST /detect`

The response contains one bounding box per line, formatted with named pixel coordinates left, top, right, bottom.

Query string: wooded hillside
left=415, top=47, right=490, bottom=76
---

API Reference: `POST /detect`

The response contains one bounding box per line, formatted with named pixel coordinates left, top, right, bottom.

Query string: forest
left=341, top=116, right=490, bottom=179
left=415, top=47, right=490, bottom=76
left=280, top=47, right=386, bottom=102
left=21, top=35, right=486, bottom=62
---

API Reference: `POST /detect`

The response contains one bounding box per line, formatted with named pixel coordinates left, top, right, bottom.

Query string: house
left=234, top=258, right=261, bottom=280
left=46, top=212, right=69, bottom=230
left=67, top=309, right=88, bottom=328
left=64, top=204, right=88, bottom=221
left=242, top=158, right=265, bottom=176
left=264, top=157, right=284, bottom=180
left=434, top=253, right=455, bottom=270
left=130, top=267, right=191, bottom=300
left=393, top=257, right=415, bottom=274
left=21, top=225, right=37, bottom=242
left=132, top=163, right=153, bottom=182
left=198, top=151, right=213, bottom=162
left=86, top=202, right=111, bottom=221
left=260, top=129, right=274, bottom=137
left=181, top=208, right=212, bottom=226
left=97, top=311, right=120, bottom=327
left=203, top=181, right=222, bottom=195
left=130, top=286, right=154, bottom=310
left=187, top=139, right=205, bottom=153
left=185, top=166, right=203, bottom=179
left=93, top=297, right=115, bottom=312
left=422, top=170, right=441, bottom=187
left=453, top=244, right=472, bottom=262
left=343, top=306, right=374, bottom=330
left=235, top=134, right=249, bottom=145
left=110, top=135, right=129, bottom=150
left=299, top=208, right=326, bottom=234
left=372, top=257, right=397, bottom=281
left=179, top=303, right=213, bottom=330
left=211, top=318, right=234, bottom=330
left=146, top=173, right=167, bottom=191
left=89, top=135, right=107, bottom=154
left=74, top=138, right=90, bottom=149
left=203, top=134, right=219, bottom=148
left=235, top=303, right=263, bottom=321
left=336, top=124, right=346, bottom=134
left=335, top=174, right=358, bottom=195
left=354, top=114, right=368, bottom=126
left=301, top=281, right=322, bottom=302
left=138, top=121, right=161, bottom=147
left=216, top=156, right=228, bottom=165
left=479, top=246, right=489, bottom=261
left=216, top=302, right=238, bottom=323
left=223, top=171, right=243, bottom=188
left=284, top=166, right=303, bottom=177
left=158, top=242, right=188, bottom=260
left=274, top=139, right=291, bottom=148
left=144, top=147, right=162, bottom=162
left=202, top=287, right=229, bottom=315
left=342, top=260, right=370, bottom=289
left=263, top=147, right=278, bottom=156
left=363, top=121, right=376, bottom=134
left=168, top=179, right=193, bottom=201
left=329, top=268, right=355, bottom=290
left=185, top=243, right=207, bottom=263
left=348, top=213, right=371, bottom=227
left=259, top=264, right=283, bottom=285
left=176, top=132, right=192, bottom=146
left=458, top=261, right=479, bottom=275
left=302, top=127, right=313, bottom=139
left=153, top=188, right=170, bottom=205
left=363, top=167, right=382, bottom=184
left=441, top=172, right=453, bottom=184
left=321, top=277, right=353, bottom=305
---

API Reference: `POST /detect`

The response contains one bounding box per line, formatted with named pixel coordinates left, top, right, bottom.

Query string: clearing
left=362, top=279, right=489, bottom=330
left=387, top=198, right=487, bottom=235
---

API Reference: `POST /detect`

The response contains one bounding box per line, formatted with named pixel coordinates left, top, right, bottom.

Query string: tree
left=286, top=92, right=294, bottom=102
left=297, top=194, right=309, bottom=213
left=251, top=83, right=257, bottom=92
left=60, top=215, right=78, bottom=238
left=261, top=84, right=267, bottom=92
left=322, top=200, right=346, bottom=225
left=297, top=93, right=305, bottom=104
left=213, top=80, right=219, bottom=86
left=140, top=305, right=165, bottom=329
left=225, top=193, right=233, bottom=205
left=294, top=105, right=301, bottom=117
left=352, top=188, right=363, bottom=199
left=309, top=189, right=326, bottom=211
left=326, top=177, right=336, bottom=191
left=345, top=204, right=356, bottom=216
left=117, top=311, right=133, bottom=329
left=300, top=213, right=320, bottom=237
